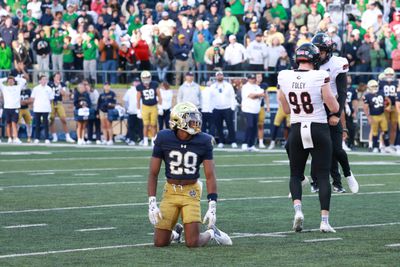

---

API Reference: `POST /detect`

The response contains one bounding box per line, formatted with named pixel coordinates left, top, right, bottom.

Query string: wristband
left=207, top=193, right=218, bottom=202
left=343, top=128, right=349, bottom=133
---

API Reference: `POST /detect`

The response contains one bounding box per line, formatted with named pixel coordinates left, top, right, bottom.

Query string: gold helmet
left=367, top=79, right=379, bottom=93
left=169, top=102, right=202, bottom=135
left=140, top=70, right=152, bottom=84
left=378, top=72, right=386, bottom=81
left=383, top=67, right=395, bottom=81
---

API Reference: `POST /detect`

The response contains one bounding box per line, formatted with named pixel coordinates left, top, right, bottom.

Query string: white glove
left=203, top=200, right=216, bottom=228
left=148, top=196, right=162, bottom=226
left=158, top=105, right=164, bottom=116
left=137, top=109, right=142, bottom=119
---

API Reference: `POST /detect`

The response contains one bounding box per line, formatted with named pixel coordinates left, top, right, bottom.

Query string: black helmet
left=311, top=32, right=334, bottom=65
left=295, top=43, right=320, bottom=69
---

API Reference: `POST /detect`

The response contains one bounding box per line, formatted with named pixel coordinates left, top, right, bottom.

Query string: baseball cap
left=229, top=35, right=236, bottom=41
left=162, top=11, right=169, bottom=17
left=104, top=81, right=110, bottom=85
left=81, top=6, right=87, bottom=11
left=215, top=70, right=223, bottom=76
left=247, top=73, right=256, bottom=79
left=186, top=71, right=194, bottom=76
left=7, top=75, right=15, bottom=81
left=225, top=7, right=231, bottom=12
left=178, top=34, right=185, bottom=39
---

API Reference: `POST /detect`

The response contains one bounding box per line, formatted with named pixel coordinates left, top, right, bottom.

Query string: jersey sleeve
left=203, top=135, right=214, bottom=160
left=152, top=133, right=164, bottom=158
left=319, top=70, right=330, bottom=86
left=334, top=56, right=349, bottom=75
left=363, top=94, right=369, bottom=104
left=397, top=92, right=400, bottom=102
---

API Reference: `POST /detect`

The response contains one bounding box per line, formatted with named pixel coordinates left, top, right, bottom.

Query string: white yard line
left=385, top=243, right=400, bottom=247
left=0, top=181, right=148, bottom=189
left=1, top=190, right=400, bottom=215
left=3, top=224, right=47, bottom=229
left=116, top=175, right=143, bottom=178
left=360, top=184, right=385, bottom=187
left=73, top=174, right=99, bottom=176
left=273, top=160, right=399, bottom=166
left=75, top=227, right=116, bottom=232
left=303, top=238, right=343, bottom=243
left=28, top=173, right=55, bottom=176
left=0, top=222, right=399, bottom=259
left=258, top=180, right=285, bottom=183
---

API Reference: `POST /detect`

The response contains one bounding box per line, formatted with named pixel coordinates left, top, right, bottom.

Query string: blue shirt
left=48, top=81, right=66, bottom=103
left=137, top=81, right=159, bottom=106
left=346, top=86, right=358, bottom=115
left=378, top=80, right=398, bottom=106
left=97, top=90, right=116, bottom=112
left=152, top=129, right=214, bottom=180
left=363, top=91, right=385, bottom=116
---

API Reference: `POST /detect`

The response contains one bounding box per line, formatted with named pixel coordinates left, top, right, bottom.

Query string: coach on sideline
left=0, top=75, right=26, bottom=144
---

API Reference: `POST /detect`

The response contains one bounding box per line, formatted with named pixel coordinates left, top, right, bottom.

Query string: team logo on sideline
left=189, top=189, right=197, bottom=198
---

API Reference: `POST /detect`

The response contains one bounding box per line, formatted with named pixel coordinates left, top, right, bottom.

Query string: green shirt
left=83, top=40, right=98, bottom=60
left=193, top=41, right=210, bottom=64
left=127, top=22, right=143, bottom=35
left=370, top=49, right=387, bottom=68
left=270, top=4, right=288, bottom=20
left=229, top=0, right=244, bottom=15
left=23, top=15, right=38, bottom=25
left=220, top=15, right=239, bottom=35
left=50, top=36, right=64, bottom=55
left=63, top=44, right=75, bottom=63
left=0, top=46, right=12, bottom=70
left=63, top=13, right=78, bottom=26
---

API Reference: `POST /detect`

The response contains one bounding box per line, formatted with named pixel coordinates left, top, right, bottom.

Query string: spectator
left=193, top=20, right=213, bottom=44
left=127, top=16, right=142, bottom=36
left=153, top=44, right=170, bottom=82
left=389, top=11, right=400, bottom=35
left=132, top=31, right=151, bottom=72
left=33, top=30, right=51, bottom=78
left=204, top=39, right=224, bottom=72
left=158, top=81, right=173, bottom=130
left=267, top=37, right=286, bottom=86
left=246, top=33, right=268, bottom=72
left=243, top=4, right=257, bottom=32
left=12, top=39, right=31, bottom=68
left=99, top=29, right=118, bottom=84
left=275, top=50, right=291, bottom=72
left=118, top=41, right=135, bottom=83
left=74, top=6, right=94, bottom=30
left=0, top=17, right=18, bottom=46
left=82, top=33, right=98, bottom=83
left=270, top=0, right=288, bottom=25
left=391, top=43, right=400, bottom=71
left=177, top=71, right=201, bottom=108
left=327, top=25, right=342, bottom=53
left=264, top=24, right=285, bottom=46
left=220, top=7, right=239, bottom=36
left=86, top=81, right=101, bottom=144
left=247, top=21, right=262, bottom=42
left=205, top=3, right=221, bottom=35
left=49, top=29, right=64, bottom=77
left=224, top=35, right=247, bottom=76
left=73, top=35, right=84, bottom=82
left=291, top=0, right=308, bottom=28
left=97, top=82, right=116, bottom=145
left=73, top=82, right=91, bottom=145
left=123, top=79, right=142, bottom=145
left=356, top=33, right=372, bottom=84
left=39, top=7, right=53, bottom=26
left=31, top=75, right=54, bottom=144
left=343, top=31, right=361, bottom=72
left=27, top=0, right=42, bottom=20
left=0, top=39, right=12, bottom=77
left=173, top=34, right=191, bottom=86
left=307, top=4, right=322, bottom=34
left=91, top=0, right=105, bottom=15
left=241, top=73, right=265, bottom=151
left=210, top=70, right=237, bottom=148
left=158, top=11, right=176, bottom=37
left=361, top=1, right=382, bottom=33
left=370, top=41, right=386, bottom=78
left=193, top=32, right=210, bottom=84
left=200, top=81, right=215, bottom=136
left=62, top=36, right=75, bottom=81
left=229, top=0, right=245, bottom=24
left=63, top=4, right=78, bottom=25
left=51, top=0, right=64, bottom=15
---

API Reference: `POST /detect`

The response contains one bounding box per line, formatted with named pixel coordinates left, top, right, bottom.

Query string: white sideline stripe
left=3, top=224, right=47, bottom=229
left=258, top=180, right=285, bottom=183
left=0, top=222, right=399, bottom=259
left=75, top=227, right=116, bottom=232
left=360, top=184, right=385, bottom=187
left=386, top=243, right=400, bottom=247
left=0, top=152, right=52, bottom=155
left=303, top=238, right=343, bottom=243
left=273, top=160, right=399, bottom=166
left=28, top=172, right=55, bottom=176
left=73, top=174, right=98, bottom=176
left=231, top=233, right=287, bottom=238
left=116, top=175, right=143, bottom=178
left=2, top=190, right=400, bottom=214
left=0, top=181, right=148, bottom=189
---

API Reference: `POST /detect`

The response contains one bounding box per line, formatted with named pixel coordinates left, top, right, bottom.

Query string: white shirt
left=209, top=81, right=237, bottom=110
left=267, top=45, right=286, bottom=68
left=278, top=69, right=330, bottom=124
left=200, top=86, right=214, bottom=113
left=246, top=40, right=269, bottom=66
left=158, top=19, right=176, bottom=36
left=177, top=81, right=201, bottom=107
left=319, top=55, right=349, bottom=97
left=31, top=84, right=54, bottom=113
left=0, top=78, right=26, bottom=109
left=123, top=86, right=138, bottom=114
left=27, top=1, right=42, bottom=20
left=224, top=42, right=247, bottom=66
left=241, top=82, right=264, bottom=114
left=159, top=88, right=173, bottom=110
left=89, top=89, right=99, bottom=110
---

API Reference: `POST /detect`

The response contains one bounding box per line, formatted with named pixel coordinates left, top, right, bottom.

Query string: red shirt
left=118, top=47, right=135, bottom=64
left=133, top=40, right=150, bottom=61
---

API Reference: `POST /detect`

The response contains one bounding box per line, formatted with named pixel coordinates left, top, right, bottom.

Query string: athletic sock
left=259, top=139, right=263, bottom=145
left=143, top=137, right=148, bottom=145
left=294, top=203, right=302, bottom=213
left=321, top=215, right=329, bottom=224
left=171, top=230, right=179, bottom=240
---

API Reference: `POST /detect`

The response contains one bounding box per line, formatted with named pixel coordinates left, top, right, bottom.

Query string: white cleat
left=241, top=143, right=248, bottom=150
left=342, top=141, right=351, bottom=152
left=293, top=212, right=304, bottom=232
left=345, top=171, right=359, bottom=193
left=172, top=223, right=183, bottom=243
left=267, top=140, right=275, bottom=150
left=372, top=148, right=379, bottom=153
left=320, top=221, right=336, bottom=233
left=7, top=138, right=12, bottom=144
left=231, top=142, right=238, bottom=148
left=383, top=146, right=396, bottom=154
left=247, top=146, right=259, bottom=152
left=66, top=137, right=75, bottom=143
left=13, top=138, right=22, bottom=144
left=96, top=140, right=102, bottom=145
left=44, top=139, right=51, bottom=144
left=210, top=225, right=232, bottom=245
left=217, top=143, right=224, bottom=148
left=128, top=141, right=136, bottom=146
left=85, top=140, right=92, bottom=145
left=259, top=142, right=266, bottom=149
left=34, top=139, right=40, bottom=144
left=106, top=140, right=113, bottom=146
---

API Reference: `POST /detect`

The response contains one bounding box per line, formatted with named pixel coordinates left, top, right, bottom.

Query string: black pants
left=345, top=115, right=356, bottom=148
left=213, top=108, right=236, bottom=144
left=158, top=109, right=170, bottom=131
left=201, top=112, right=215, bottom=136
left=127, top=114, right=143, bottom=142
left=87, top=116, right=101, bottom=141
left=34, top=112, right=49, bottom=140
left=244, top=112, right=258, bottom=147
left=289, top=123, right=332, bottom=211
left=226, top=63, right=242, bottom=77
left=249, top=64, right=264, bottom=72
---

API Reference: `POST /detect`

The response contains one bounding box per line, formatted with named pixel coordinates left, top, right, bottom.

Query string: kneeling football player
left=147, top=102, right=232, bottom=247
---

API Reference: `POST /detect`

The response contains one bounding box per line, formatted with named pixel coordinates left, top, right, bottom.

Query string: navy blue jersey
left=363, top=91, right=385, bottom=116
left=152, top=129, right=214, bottom=180
left=397, top=91, right=400, bottom=102
left=20, top=88, right=31, bottom=109
left=346, top=86, right=357, bottom=115
left=137, top=81, right=159, bottom=106
left=378, top=80, right=398, bottom=106
left=74, top=91, right=91, bottom=109
left=98, top=90, right=117, bottom=112
left=259, top=82, right=268, bottom=107
left=48, top=81, right=66, bottom=103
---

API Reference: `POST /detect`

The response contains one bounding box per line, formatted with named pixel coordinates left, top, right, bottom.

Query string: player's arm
left=352, top=98, right=359, bottom=119
left=156, top=87, right=162, bottom=105
left=322, top=83, right=339, bottom=113
left=332, top=73, right=347, bottom=117
left=147, top=156, right=163, bottom=226
left=265, top=92, right=270, bottom=112
left=203, top=159, right=218, bottom=228
left=362, top=96, right=372, bottom=124
left=277, top=89, right=290, bottom=114
left=136, top=90, right=141, bottom=110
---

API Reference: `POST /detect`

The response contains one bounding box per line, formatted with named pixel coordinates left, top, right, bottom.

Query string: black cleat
left=173, top=223, right=183, bottom=243
left=333, top=185, right=346, bottom=193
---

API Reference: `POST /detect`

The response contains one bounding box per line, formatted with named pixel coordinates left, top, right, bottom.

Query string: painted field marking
left=303, top=238, right=343, bottom=243
left=73, top=174, right=99, bottom=176
left=28, top=173, right=55, bottom=176
left=273, top=160, right=398, bottom=166
left=1, top=190, right=400, bottom=215
left=360, top=184, right=385, bottom=187
left=231, top=233, right=287, bottom=238
left=75, top=227, right=116, bottom=232
left=0, top=222, right=399, bottom=259
left=0, top=181, right=147, bottom=189
left=258, top=180, right=285, bottom=183
left=385, top=243, right=400, bottom=247
left=0, top=152, right=52, bottom=156
left=3, top=224, right=47, bottom=229
left=116, top=175, right=143, bottom=178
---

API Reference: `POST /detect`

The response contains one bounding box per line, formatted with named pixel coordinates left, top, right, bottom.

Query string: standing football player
left=136, top=71, right=162, bottom=147
left=147, top=102, right=232, bottom=247
left=344, top=75, right=358, bottom=151
left=378, top=68, right=398, bottom=152
left=278, top=43, right=339, bottom=233
left=311, top=33, right=359, bottom=194
left=363, top=80, right=392, bottom=153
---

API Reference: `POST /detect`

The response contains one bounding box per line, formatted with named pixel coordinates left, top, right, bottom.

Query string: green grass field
left=0, top=144, right=399, bottom=266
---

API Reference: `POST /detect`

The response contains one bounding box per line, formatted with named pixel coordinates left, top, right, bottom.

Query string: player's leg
left=213, top=109, right=224, bottom=146
left=24, top=110, right=32, bottom=142
left=225, top=108, right=237, bottom=147
left=257, top=108, right=265, bottom=148
left=388, top=110, right=397, bottom=146
left=142, top=105, right=151, bottom=146
left=49, top=104, right=57, bottom=142
left=330, top=123, right=352, bottom=186
left=149, top=106, right=158, bottom=146
left=380, top=114, right=392, bottom=152
left=43, top=113, right=50, bottom=142
left=269, top=108, right=284, bottom=149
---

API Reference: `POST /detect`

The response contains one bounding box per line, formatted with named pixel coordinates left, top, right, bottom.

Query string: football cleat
left=372, top=147, right=379, bottom=153
left=345, top=171, right=359, bottom=193
left=267, top=140, right=275, bottom=150
left=172, top=223, right=184, bottom=243
left=210, top=225, right=232, bottom=245
left=7, top=137, right=12, bottom=144
left=217, top=143, right=224, bottom=148
left=34, top=139, right=40, bottom=144
left=383, top=146, right=396, bottom=154
left=96, top=140, right=102, bottom=145
left=259, top=142, right=266, bottom=149
left=241, top=143, right=248, bottom=150
left=45, top=139, right=51, bottom=144
left=320, top=221, right=336, bottom=233
left=66, top=136, right=75, bottom=143
left=247, top=146, right=259, bottom=152
left=13, top=138, right=22, bottom=144
left=107, top=140, right=113, bottom=146
left=231, top=142, right=238, bottom=148
left=333, top=185, right=346, bottom=193
left=311, top=183, right=319, bottom=193
left=293, top=211, right=304, bottom=232
left=342, top=141, right=351, bottom=152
